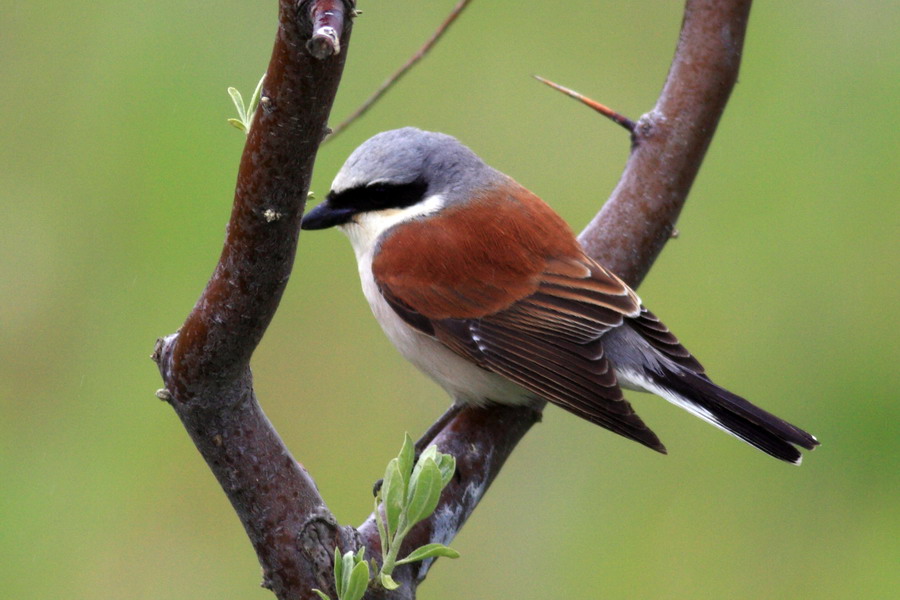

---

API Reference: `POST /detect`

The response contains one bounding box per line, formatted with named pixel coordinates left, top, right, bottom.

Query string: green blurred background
left=2, top=1, right=897, bottom=598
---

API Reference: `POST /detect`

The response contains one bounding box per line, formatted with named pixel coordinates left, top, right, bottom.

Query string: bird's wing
left=627, top=307, right=707, bottom=374
left=373, top=190, right=665, bottom=452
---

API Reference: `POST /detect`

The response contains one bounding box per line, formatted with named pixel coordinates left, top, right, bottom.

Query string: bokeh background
left=2, top=1, right=897, bottom=598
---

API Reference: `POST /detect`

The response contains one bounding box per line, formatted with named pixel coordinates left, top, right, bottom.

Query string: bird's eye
left=329, top=180, right=428, bottom=213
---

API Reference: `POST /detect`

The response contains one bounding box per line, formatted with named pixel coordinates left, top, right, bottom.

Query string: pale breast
left=355, top=243, right=531, bottom=407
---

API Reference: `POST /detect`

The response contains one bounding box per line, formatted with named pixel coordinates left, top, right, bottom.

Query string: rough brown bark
left=153, top=1, right=753, bottom=598
left=154, top=2, right=356, bottom=599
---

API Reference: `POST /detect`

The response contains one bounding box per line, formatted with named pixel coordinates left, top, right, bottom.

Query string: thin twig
left=534, top=75, right=636, bottom=133
left=326, top=0, right=474, bottom=141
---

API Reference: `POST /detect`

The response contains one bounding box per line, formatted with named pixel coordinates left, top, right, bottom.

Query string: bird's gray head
left=301, top=127, right=504, bottom=231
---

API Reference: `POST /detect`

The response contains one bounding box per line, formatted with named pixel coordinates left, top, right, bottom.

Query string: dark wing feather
left=380, top=256, right=667, bottom=453
left=628, top=307, right=707, bottom=374
left=458, top=320, right=664, bottom=450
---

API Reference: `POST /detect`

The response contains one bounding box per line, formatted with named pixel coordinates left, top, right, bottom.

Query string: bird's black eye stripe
left=327, top=180, right=428, bottom=213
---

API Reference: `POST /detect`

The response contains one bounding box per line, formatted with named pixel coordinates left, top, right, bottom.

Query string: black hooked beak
left=300, top=200, right=356, bottom=230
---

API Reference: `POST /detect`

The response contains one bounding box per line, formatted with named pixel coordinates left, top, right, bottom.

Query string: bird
left=301, top=127, right=819, bottom=464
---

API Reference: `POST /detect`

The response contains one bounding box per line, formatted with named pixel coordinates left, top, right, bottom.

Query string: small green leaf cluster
left=312, top=547, right=370, bottom=600
left=226, top=73, right=265, bottom=135
left=374, top=434, right=459, bottom=590
left=311, top=435, right=459, bottom=599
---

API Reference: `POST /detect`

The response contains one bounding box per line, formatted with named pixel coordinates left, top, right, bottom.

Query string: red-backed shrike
left=302, top=128, right=818, bottom=464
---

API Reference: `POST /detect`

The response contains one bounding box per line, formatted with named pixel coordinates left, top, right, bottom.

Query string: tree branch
left=155, top=0, right=752, bottom=598
left=153, top=2, right=355, bottom=599
left=579, top=0, right=752, bottom=286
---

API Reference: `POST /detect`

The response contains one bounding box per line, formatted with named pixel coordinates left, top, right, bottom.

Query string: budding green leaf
left=248, top=73, right=265, bottom=117
left=333, top=546, right=344, bottom=597
left=397, top=433, right=415, bottom=484
left=395, top=543, right=461, bottom=565
left=227, top=118, right=247, bottom=132
left=379, top=572, right=400, bottom=591
left=311, top=589, right=331, bottom=600
left=382, top=458, right=405, bottom=536
left=226, top=74, right=265, bottom=135
left=436, top=453, right=456, bottom=488
left=227, top=87, right=246, bottom=121
left=341, top=550, right=358, bottom=595
left=409, top=445, right=438, bottom=493
left=343, top=559, right=370, bottom=600
left=371, top=437, right=460, bottom=592
left=374, top=495, right=388, bottom=558
left=404, top=458, right=443, bottom=530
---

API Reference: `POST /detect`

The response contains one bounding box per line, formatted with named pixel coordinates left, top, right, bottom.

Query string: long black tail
left=650, top=367, right=819, bottom=464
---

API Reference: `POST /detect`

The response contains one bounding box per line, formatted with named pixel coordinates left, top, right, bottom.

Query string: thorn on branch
left=534, top=75, right=636, bottom=134
left=307, top=0, right=348, bottom=59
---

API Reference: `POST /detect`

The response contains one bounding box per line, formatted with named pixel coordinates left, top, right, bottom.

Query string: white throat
left=337, top=193, right=446, bottom=262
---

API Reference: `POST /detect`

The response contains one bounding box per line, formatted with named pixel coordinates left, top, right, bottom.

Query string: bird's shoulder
left=372, top=183, right=638, bottom=321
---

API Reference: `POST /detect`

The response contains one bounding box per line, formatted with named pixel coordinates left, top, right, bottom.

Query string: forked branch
left=153, top=1, right=753, bottom=599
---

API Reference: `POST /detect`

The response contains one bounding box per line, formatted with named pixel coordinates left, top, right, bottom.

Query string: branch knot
left=298, top=507, right=362, bottom=590
left=306, top=0, right=350, bottom=59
